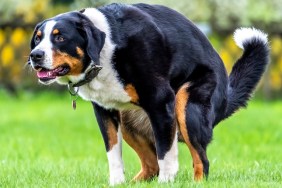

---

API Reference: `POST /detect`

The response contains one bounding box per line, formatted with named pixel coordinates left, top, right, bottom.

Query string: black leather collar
left=73, top=64, right=102, bottom=87
left=68, top=62, right=102, bottom=94
left=67, top=62, right=102, bottom=110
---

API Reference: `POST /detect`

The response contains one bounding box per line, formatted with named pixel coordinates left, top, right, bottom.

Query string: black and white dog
left=29, top=3, right=269, bottom=185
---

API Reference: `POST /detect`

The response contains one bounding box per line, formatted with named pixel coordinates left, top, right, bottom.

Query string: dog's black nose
left=30, top=50, right=45, bottom=63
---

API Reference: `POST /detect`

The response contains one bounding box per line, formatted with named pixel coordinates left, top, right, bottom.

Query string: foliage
left=0, top=0, right=282, bottom=98
left=0, top=0, right=109, bottom=26
left=0, top=27, right=31, bottom=95
left=70, top=0, right=110, bottom=10
left=0, top=0, right=108, bottom=93
left=213, top=34, right=282, bottom=98
left=0, top=93, right=281, bottom=186
left=113, top=0, right=282, bottom=34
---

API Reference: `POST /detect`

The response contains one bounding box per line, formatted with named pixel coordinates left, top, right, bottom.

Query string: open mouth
left=36, top=64, right=70, bottom=82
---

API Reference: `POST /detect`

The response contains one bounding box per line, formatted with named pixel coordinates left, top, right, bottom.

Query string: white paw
left=107, top=129, right=125, bottom=186
left=109, top=170, right=125, bottom=186
left=158, top=172, right=176, bottom=183
left=158, top=131, right=179, bottom=183
left=158, top=160, right=178, bottom=183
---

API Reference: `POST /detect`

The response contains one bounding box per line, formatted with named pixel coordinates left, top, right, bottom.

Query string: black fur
left=30, top=12, right=105, bottom=72
left=92, top=102, right=120, bottom=151
left=100, top=4, right=269, bottom=175
left=99, top=3, right=269, bottom=177
left=30, top=3, right=269, bottom=182
left=30, top=21, right=46, bottom=49
left=225, top=38, right=270, bottom=119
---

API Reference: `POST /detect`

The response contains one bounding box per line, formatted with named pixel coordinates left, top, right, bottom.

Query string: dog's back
left=29, top=3, right=269, bottom=184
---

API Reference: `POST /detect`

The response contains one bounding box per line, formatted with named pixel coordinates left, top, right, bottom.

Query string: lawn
left=0, top=91, right=282, bottom=187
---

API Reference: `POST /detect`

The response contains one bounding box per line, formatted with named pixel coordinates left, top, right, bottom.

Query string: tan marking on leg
left=36, top=30, right=42, bottom=37
left=176, top=83, right=190, bottom=143
left=121, top=125, right=158, bottom=181
left=107, top=121, right=118, bottom=150
left=52, top=29, right=59, bottom=35
left=124, top=84, right=139, bottom=104
left=52, top=50, right=83, bottom=75
left=175, top=83, right=204, bottom=181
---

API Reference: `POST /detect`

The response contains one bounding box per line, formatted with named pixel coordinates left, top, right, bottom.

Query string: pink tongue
left=37, top=70, right=56, bottom=79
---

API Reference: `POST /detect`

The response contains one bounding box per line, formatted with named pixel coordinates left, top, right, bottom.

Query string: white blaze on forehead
left=31, top=20, right=57, bottom=69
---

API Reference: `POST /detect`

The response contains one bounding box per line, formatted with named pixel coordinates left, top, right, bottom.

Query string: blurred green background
left=0, top=0, right=282, bottom=187
left=1, top=0, right=282, bottom=98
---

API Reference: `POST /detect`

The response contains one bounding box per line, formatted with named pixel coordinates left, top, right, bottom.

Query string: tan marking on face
left=52, top=29, right=59, bottom=35
left=175, top=83, right=204, bottom=181
left=52, top=50, right=83, bottom=75
left=76, top=47, right=84, bottom=58
left=36, top=30, right=42, bottom=37
left=125, top=84, right=139, bottom=104
left=121, top=122, right=159, bottom=181
left=107, top=121, right=118, bottom=150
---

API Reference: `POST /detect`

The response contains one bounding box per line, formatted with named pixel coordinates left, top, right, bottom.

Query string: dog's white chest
left=76, top=8, right=134, bottom=110
left=78, top=71, right=133, bottom=110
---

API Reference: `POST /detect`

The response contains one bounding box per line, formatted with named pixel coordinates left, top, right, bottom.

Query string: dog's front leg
left=92, top=102, right=125, bottom=185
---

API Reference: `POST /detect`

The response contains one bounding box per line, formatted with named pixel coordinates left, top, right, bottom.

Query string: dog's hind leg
left=138, top=82, right=178, bottom=183
left=175, top=82, right=212, bottom=181
left=121, top=110, right=159, bottom=181
left=120, top=116, right=159, bottom=181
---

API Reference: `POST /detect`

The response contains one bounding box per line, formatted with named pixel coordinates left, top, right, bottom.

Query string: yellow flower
left=11, top=28, right=26, bottom=47
left=220, top=49, right=232, bottom=74
left=0, top=29, right=5, bottom=47
left=225, top=35, right=240, bottom=55
left=278, top=56, right=282, bottom=73
left=271, top=36, right=282, bottom=56
left=1, top=44, right=14, bottom=67
left=270, top=70, right=281, bottom=90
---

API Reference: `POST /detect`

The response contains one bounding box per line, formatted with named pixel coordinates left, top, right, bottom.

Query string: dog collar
left=67, top=62, right=102, bottom=110
left=73, top=63, right=102, bottom=87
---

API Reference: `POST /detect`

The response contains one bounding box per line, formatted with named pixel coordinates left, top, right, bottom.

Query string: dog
left=29, top=3, right=269, bottom=185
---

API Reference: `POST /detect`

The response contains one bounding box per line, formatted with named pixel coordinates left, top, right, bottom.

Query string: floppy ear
left=30, top=21, right=45, bottom=49
left=83, top=22, right=106, bottom=65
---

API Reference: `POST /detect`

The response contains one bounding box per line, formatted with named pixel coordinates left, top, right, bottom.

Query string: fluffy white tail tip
left=233, top=27, right=268, bottom=49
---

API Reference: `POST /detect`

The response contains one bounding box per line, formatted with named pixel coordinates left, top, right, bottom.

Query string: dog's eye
left=34, top=35, right=41, bottom=44
left=54, top=35, right=65, bottom=42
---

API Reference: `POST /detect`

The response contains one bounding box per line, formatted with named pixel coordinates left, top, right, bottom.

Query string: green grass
left=0, top=91, right=282, bottom=187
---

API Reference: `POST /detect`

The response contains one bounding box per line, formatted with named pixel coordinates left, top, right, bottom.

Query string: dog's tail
left=224, top=28, right=270, bottom=119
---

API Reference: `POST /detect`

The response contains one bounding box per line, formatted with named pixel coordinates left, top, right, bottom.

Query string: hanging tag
left=72, top=99, right=77, bottom=110
left=68, top=83, right=79, bottom=111
left=70, top=94, right=78, bottom=110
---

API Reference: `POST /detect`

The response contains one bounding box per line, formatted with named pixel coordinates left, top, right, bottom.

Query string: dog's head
left=29, top=11, right=105, bottom=85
